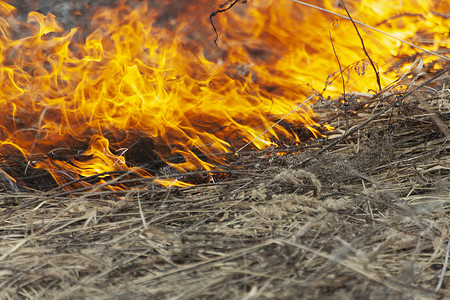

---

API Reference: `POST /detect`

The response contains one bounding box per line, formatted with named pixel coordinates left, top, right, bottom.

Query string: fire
left=0, top=0, right=447, bottom=190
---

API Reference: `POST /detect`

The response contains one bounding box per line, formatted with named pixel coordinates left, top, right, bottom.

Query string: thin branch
left=340, top=0, right=382, bottom=92
left=328, top=19, right=346, bottom=103
left=209, top=0, right=246, bottom=47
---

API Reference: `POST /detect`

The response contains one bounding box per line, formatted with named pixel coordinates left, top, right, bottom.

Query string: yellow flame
left=0, top=0, right=447, bottom=189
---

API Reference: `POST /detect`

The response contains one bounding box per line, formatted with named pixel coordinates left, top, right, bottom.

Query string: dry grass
left=0, top=65, right=448, bottom=299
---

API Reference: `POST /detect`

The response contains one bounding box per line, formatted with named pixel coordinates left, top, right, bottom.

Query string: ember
left=0, top=0, right=447, bottom=190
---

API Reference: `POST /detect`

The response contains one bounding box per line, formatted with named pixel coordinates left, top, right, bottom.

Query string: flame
left=0, top=0, right=447, bottom=189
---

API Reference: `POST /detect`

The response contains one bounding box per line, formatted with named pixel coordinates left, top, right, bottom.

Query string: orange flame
left=0, top=0, right=447, bottom=189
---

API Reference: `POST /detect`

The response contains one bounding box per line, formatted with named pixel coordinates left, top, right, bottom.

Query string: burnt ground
left=0, top=1, right=450, bottom=299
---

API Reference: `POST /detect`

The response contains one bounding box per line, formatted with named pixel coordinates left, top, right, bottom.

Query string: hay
left=0, top=65, right=448, bottom=299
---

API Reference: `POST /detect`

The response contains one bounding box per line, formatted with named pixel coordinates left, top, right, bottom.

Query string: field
left=0, top=1, right=449, bottom=299
left=1, top=66, right=449, bottom=298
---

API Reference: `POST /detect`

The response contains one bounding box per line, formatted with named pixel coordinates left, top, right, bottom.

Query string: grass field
left=1, top=64, right=448, bottom=299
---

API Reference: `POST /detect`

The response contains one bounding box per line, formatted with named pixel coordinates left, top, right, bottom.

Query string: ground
left=1, top=72, right=449, bottom=299
left=0, top=1, right=449, bottom=299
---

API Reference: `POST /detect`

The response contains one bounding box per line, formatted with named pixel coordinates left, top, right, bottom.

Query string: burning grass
left=0, top=0, right=448, bottom=189
left=0, top=64, right=449, bottom=299
left=0, top=0, right=449, bottom=298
